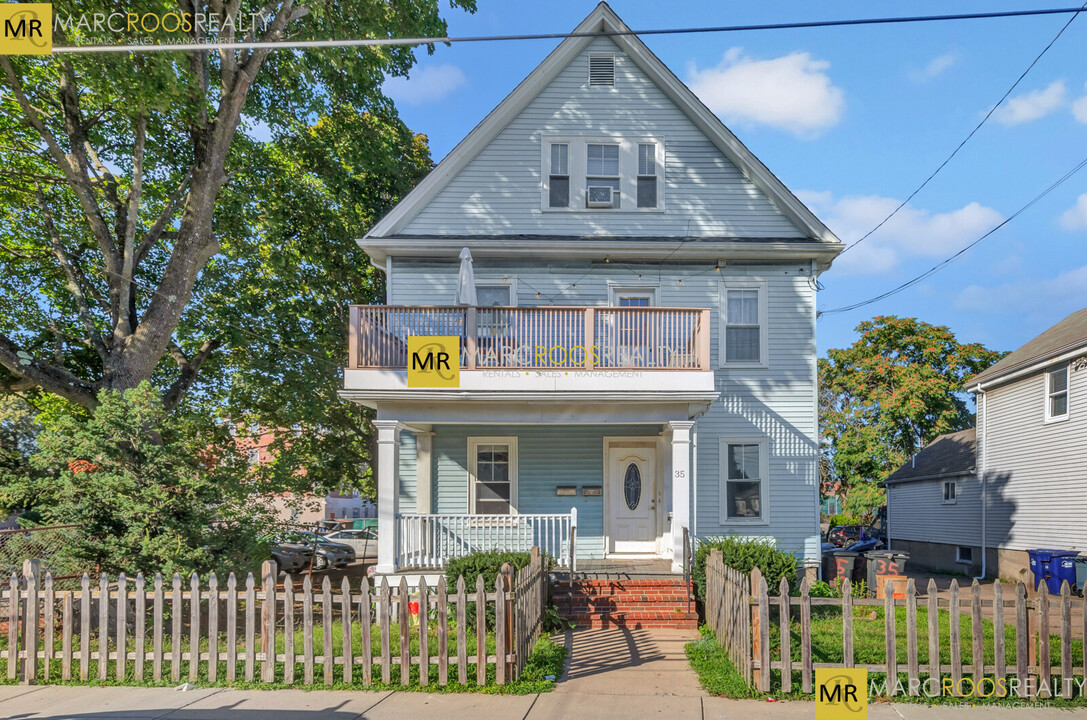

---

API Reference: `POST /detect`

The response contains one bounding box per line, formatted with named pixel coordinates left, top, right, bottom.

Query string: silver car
left=322, top=529, right=377, bottom=559
left=278, top=531, right=356, bottom=570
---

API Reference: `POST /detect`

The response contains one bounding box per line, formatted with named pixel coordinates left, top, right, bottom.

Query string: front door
left=607, top=444, right=658, bottom=554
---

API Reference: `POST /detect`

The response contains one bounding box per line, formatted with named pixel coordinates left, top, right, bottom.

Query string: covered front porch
left=367, top=413, right=699, bottom=576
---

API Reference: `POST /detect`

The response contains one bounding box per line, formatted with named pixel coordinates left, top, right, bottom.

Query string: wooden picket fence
left=2, top=549, right=549, bottom=687
left=704, top=549, right=1087, bottom=699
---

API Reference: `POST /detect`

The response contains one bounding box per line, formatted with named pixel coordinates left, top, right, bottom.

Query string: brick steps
left=554, top=577, right=697, bottom=630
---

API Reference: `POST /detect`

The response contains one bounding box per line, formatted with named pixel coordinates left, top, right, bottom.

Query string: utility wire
left=836, top=1, right=1086, bottom=259
left=52, top=7, right=1087, bottom=54
left=819, top=154, right=1087, bottom=317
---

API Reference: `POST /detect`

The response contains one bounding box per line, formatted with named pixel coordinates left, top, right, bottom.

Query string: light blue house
left=341, top=3, right=843, bottom=577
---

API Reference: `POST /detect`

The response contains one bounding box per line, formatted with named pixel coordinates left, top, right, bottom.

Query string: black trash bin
left=1028, top=549, right=1079, bottom=594
left=824, top=551, right=859, bottom=588
left=866, top=550, right=910, bottom=592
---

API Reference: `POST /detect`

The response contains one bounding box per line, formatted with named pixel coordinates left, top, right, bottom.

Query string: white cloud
left=955, top=265, right=1087, bottom=317
left=1060, top=193, right=1087, bottom=230
left=383, top=64, right=466, bottom=105
left=992, top=80, right=1066, bottom=125
left=686, top=47, right=844, bottom=138
left=909, top=53, right=957, bottom=82
left=799, top=190, right=1003, bottom=275
left=1072, top=81, right=1087, bottom=124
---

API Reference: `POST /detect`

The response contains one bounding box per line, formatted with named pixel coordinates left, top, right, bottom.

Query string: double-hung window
left=637, top=143, right=658, bottom=208
left=942, top=480, right=957, bottom=504
left=720, top=282, right=767, bottom=366
left=548, top=143, right=569, bottom=208
left=1045, top=363, right=1069, bottom=422
left=586, top=143, right=620, bottom=208
left=468, top=438, right=518, bottom=514
left=721, top=438, right=768, bottom=522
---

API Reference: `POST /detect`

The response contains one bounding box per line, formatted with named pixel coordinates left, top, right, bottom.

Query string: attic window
left=589, top=53, right=615, bottom=86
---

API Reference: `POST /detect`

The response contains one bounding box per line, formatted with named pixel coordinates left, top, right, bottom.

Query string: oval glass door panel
left=623, top=463, right=641, bottom=510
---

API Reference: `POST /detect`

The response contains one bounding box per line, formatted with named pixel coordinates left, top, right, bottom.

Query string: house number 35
left=674, top=470, right=686, bottom=478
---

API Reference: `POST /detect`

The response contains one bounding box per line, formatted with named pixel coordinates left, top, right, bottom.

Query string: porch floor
left=558, top=558, right=677, bottom=580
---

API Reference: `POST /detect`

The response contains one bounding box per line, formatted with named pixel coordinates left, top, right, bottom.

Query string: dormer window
left=542, top=136, right=663, bottom=212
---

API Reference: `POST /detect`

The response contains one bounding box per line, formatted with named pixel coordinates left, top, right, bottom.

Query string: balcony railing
left=348, top=305, right=711, bottom=371
left=397, top=511, right=577, bottom=570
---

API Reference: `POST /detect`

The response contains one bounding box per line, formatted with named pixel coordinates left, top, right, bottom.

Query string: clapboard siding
left=429, top=424, right=654, bottom=559
left=887, top=475, right=982, bottom=546
left=398, top=430, right=417, bottom=513
left=389, top=258, right=821, bottom=560
left=398, top=37, right=803, bottom=238
left=980, top=365, right=1087, bottom=551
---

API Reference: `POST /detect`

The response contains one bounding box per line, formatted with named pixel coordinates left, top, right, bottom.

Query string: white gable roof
left=366, top=2, right=840, bottom=245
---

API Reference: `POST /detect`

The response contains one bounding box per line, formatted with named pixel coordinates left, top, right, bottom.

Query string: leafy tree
left=0, top=0, right=473, bottom=410
left=0, top=394, right=48, bottom=517
left=23, top=382, right=272, bottom=576
left=819, top=316, right=1004, bottom=491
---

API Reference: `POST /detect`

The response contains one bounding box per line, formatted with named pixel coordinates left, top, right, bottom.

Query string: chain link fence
left=0, top=525, right=83, bottom=583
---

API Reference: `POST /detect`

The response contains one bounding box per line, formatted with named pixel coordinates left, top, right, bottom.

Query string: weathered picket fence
left=2, top=548, right=548, bottom=687
left=704, top=549, right=1087, bottom=699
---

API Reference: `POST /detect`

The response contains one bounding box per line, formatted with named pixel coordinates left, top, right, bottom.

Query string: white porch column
left=374, top=420, right=402, bottom=574
left=415, top=428, right=434, bottom=514
left=668, top=421, right=695, bottom=573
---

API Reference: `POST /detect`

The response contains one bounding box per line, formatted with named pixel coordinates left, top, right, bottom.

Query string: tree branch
left=0, top=333, right=97, bottom=406
left=163, top=337, right=221, bottom=411
left=134, top=168, right=192, bottom=268
left=115, top=113, right=146, bottom=343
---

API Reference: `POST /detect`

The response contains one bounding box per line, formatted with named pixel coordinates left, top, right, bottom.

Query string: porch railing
left=397, top=510, right=577, bottom=570
left=349, top=305, right=712, bottom=371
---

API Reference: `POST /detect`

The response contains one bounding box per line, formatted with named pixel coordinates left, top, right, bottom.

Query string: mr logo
left=0, top=4, right=52, bottom=55
left=407, top=336, right=460, bottom=388
left=815, top=668, right=867, bottom=720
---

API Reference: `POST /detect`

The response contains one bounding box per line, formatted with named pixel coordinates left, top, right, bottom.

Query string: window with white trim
left=956, top=546, right=973, bottom=564
left=1046, top=363, right=1069, bottom=421
left=720, top=282, right=767, bottom=366
left=942, top=480, right=957, bottom=504
left=468, top=438, right=518, bottom=514
left=720, top=437, right=768, bottom=523
left=475, top=279, right=516, bottom=339
left=541, top=136, right=664, bottom=212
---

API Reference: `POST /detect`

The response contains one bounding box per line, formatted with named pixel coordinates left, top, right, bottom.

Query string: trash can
left=1075, top=557, right=1087, bottom=595
left=1028, top=549, right=1079, bottom=594
left=866, top=551, right=910, bottom=593
left=823, top=551, right=859, bottom=588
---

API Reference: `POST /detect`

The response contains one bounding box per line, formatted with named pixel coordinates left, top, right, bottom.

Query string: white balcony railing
left=349, top=305, right=711, bottom=371
left=397, top=510, right=577, bottom=570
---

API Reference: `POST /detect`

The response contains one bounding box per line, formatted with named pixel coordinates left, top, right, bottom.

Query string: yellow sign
left=815, top=668, right=867, bottom=720
left=0, top=4, right=51, bottom=55
left=407, top=336, right=459, bottom=388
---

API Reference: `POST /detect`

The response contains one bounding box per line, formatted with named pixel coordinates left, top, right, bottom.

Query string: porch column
left=668, top=421, right=695, bottom=573
left=415, top=428, right=434, bottom=514
left=374, top=420, right=402, bottom=574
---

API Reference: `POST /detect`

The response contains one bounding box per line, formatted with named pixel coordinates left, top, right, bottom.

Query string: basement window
left=957, top=546, right=973, bottom=564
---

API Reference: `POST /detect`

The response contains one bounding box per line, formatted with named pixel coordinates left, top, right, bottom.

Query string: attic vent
left=588, top=53, right=615, bottom=86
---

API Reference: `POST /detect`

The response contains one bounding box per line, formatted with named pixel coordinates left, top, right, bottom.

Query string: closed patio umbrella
left=454, top=247, right=477, bottom=306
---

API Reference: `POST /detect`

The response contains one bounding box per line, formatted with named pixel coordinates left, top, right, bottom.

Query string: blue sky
left=382, top=1, right=1087, bottom=357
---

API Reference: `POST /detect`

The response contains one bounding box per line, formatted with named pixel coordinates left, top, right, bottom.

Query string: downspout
left=974, top=389, right=988, bottom=580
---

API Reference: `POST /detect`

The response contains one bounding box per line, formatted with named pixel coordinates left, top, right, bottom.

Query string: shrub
left=826, top=514, right=864, bottom=532
left=444, top=550, right=535, bottom=630
left=692, top=535, right=798, bottom=601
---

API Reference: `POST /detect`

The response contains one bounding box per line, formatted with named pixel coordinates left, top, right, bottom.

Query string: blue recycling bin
left=1028, top=549, right=1079, bottom=594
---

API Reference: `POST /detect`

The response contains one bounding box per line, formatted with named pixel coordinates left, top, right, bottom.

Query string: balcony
left=343, top=305, right=716, bottom=401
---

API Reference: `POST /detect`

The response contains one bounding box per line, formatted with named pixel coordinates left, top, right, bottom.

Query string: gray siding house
left=341, top=3, right=843, bottom=577
left=886, top=308, right=1087, bottom=580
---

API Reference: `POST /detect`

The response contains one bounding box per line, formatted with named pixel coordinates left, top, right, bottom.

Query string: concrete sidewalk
left=5, top=684, right=1087, bottom=720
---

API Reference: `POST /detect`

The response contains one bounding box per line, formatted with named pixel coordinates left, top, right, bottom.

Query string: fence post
left=261, top=560, right=276, bottom=683
left=22, top=559, right=40, bottom=684
left=501, top=562, right=515, bottom=682
left=778, top=576, right=791, bottom=693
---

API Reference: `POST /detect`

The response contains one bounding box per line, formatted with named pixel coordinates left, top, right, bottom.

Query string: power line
left=52, top=7, right=1087, bottom=54
left=836, top=1, right=1086, bottom=260
left=819, top=154, right=1087, bottom=317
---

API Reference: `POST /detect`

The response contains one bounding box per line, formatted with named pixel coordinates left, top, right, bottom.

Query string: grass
left=1, top=620, right=566, bottom=695
left=688, top=602, right=1087, bottom=706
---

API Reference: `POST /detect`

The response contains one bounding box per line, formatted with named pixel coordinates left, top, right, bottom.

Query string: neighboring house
left=341, top=3, right=843, bottom=577
left=885, top=308, right=1087, bottom=580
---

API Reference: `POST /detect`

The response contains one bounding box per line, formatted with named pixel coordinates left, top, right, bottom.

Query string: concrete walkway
left=4, top=628, right=1087, bottom=718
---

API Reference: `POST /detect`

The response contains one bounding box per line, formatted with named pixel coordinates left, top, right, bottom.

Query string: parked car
left=827, top=524, right=863, bottom=548
left=271, top=541, right=315, bottom=574
left=278, top=531, right=356, bottom=570
left=322, top=528, right=377, bottom=559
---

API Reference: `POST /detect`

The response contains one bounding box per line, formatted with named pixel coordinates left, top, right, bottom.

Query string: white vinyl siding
left=399, top=37, right=803, bottom=238
left=887, top=475, right=981, bottom=547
